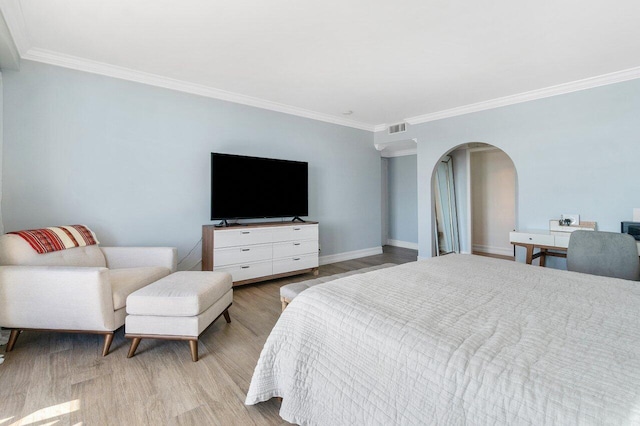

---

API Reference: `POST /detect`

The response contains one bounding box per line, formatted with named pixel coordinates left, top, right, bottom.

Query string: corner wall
left=0, top=71, right=3, bottom=235
left=375, top=78, right=640, bottom=267
left=386, top=155, right=418, bottom=248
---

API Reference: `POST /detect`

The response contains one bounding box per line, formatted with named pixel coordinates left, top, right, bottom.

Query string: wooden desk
left=510, top=230, right=640, bottom=266
left=510, top=242, right=567, bottom=266
left=510, top=230, right=569, bottom=266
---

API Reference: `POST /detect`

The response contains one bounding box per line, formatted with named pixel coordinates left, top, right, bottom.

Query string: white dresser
left=202, top=222, right=319, bottom=285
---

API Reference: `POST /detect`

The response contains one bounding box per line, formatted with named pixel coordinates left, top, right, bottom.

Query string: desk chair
left=567, top=230, right=640, bottom=281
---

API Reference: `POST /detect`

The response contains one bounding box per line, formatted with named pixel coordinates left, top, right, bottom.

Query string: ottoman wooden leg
left=223, top=309, right=231, bottom=323
left=127, top=337, right=141, bottom=358
left=6, top=329, right=21, bottom=352
left=189, top=340, right=198, bottom=362
left=280, top=297, right=291, bottom=312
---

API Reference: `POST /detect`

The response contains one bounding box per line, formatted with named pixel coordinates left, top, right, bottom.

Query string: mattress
left=246, top=254, right=640, bottom=425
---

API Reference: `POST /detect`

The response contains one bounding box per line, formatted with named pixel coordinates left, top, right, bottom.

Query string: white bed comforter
left=246, top=254, right=640, bottom=425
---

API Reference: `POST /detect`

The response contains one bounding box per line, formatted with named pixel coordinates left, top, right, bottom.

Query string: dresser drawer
left=554, top=235, right=571, bottom=248
left=273, top=253, right=319, bottom=275
left=214, top=243, right=272, bottom=267
left=509, top=232, right=555, bottom=246
left=214, top=227, right=273, bottom=248
left=272, top=225, right=318, bottom=243
left=273, top=239, right=318, bottom=258
left=214, top=260, right=273, bottom=282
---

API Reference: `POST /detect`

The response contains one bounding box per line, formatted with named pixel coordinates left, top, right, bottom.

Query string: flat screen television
left=211, top=153, right=308, bottom=221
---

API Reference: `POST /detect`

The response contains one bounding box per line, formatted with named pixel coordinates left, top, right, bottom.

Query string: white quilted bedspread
left=246, top=254, right=640, bottom=425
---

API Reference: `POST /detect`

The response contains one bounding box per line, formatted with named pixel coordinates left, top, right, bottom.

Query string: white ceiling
left=2, top=0, right=640, bottom=131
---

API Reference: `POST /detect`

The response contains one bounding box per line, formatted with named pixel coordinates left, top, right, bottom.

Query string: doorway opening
left=432, top=143, right=517, bottom=259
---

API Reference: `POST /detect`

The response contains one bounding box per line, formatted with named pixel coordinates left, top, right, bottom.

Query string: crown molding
left=401, top=67, right=640, bottom=126
left=6, top=0, right=639, bottom=135
left=0, top=0, right=30, bottom=54
left=21, top=47, right=377, bottom=132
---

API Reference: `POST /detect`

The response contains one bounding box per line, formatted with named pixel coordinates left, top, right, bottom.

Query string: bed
left=245, top=254, right=640, bottom=425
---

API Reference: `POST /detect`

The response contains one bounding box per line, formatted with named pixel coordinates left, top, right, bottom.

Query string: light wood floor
left=0, top=246, right=417, bottom=425
left=472, top=251, right=515, bottom=261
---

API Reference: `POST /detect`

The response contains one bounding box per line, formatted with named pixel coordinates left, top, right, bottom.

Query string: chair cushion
left=110, top=267, right=172, bottom=310
left=0, top=234, right=106, bottom=267
left=126, top=271, right=232, bottom=317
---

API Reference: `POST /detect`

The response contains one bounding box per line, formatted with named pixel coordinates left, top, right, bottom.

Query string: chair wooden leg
left=223, top=309, right=231, bottom=323
left=102, top=332, right=114, bottom=357
left=6, top=329, right=20, bottom=352
left=127, top=337, right=141, bottom=358
left=189, top=340, right=198, bottom=362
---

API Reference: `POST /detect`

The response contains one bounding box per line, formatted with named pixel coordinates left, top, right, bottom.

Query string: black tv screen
left=211, top=153, right=308, bottom=220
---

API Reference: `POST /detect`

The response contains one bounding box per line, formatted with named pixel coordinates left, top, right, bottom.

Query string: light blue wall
left=375, top=78, right=640, bottom=267
left=0, top=72, right=3, bottom=235
left=387, top=155, right=418, bottom=244
left=2, top=61, right=381, bottom=268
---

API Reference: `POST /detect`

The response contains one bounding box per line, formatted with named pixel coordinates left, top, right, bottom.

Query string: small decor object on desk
left=549, top=218, right=596, bottom=234
left=560, top=214, right=579, bottom=226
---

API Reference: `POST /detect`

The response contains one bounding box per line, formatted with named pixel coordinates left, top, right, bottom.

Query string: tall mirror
left=433, top=155, right=460, bottom=255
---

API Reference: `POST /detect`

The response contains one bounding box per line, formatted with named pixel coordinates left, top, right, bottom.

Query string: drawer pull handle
left=294, top=243, right=301, bottom=246
left=529, top=237, right=533, bottom=240
left=241, top=249, right=250, bottom=252
left=293, top=257, right=301, bottom=261
left=242, top=231, right=250, bottom=234
left=293, top=228, right=301, bottom=231
left=241, top=266, right=250, bottom=269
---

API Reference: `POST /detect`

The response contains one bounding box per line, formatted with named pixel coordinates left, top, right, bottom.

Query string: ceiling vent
left=388, top=123, right=407, bottom=134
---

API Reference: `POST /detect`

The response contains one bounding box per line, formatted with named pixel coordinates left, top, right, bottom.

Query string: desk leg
left=539, top=249, right=546, bottom=267
left=525, top=245, right=534, bottom=265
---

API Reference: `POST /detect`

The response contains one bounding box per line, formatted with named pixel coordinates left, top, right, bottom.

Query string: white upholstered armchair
left=0, top=232, right=177, bottom=356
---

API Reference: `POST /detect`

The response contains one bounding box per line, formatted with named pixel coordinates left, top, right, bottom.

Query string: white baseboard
left=472, top=244, right=513, bottom=257
left=386, top=239, right=419, bottom=250
left=419, top=251, right=470, bottom=260
left=320, top=246, right=383, bottom=266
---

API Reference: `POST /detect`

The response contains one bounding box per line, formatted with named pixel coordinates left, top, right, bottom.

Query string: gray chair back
left=567, top=230, right=640, bottom=281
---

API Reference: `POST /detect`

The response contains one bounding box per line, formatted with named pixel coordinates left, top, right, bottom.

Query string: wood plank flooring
left=0, top=246, right=417, bottom=425
left=472, top=251, right=515, bottom=261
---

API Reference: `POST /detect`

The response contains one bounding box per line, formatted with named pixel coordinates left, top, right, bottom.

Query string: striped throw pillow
left=8, top=225, right=99, bottom=254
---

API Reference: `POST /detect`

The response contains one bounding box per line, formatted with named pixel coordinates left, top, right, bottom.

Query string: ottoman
left=125, top=271, right=233, bottom=362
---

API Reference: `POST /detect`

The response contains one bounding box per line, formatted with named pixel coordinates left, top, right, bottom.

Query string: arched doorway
left=432, top=143, right=517, bottom=258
